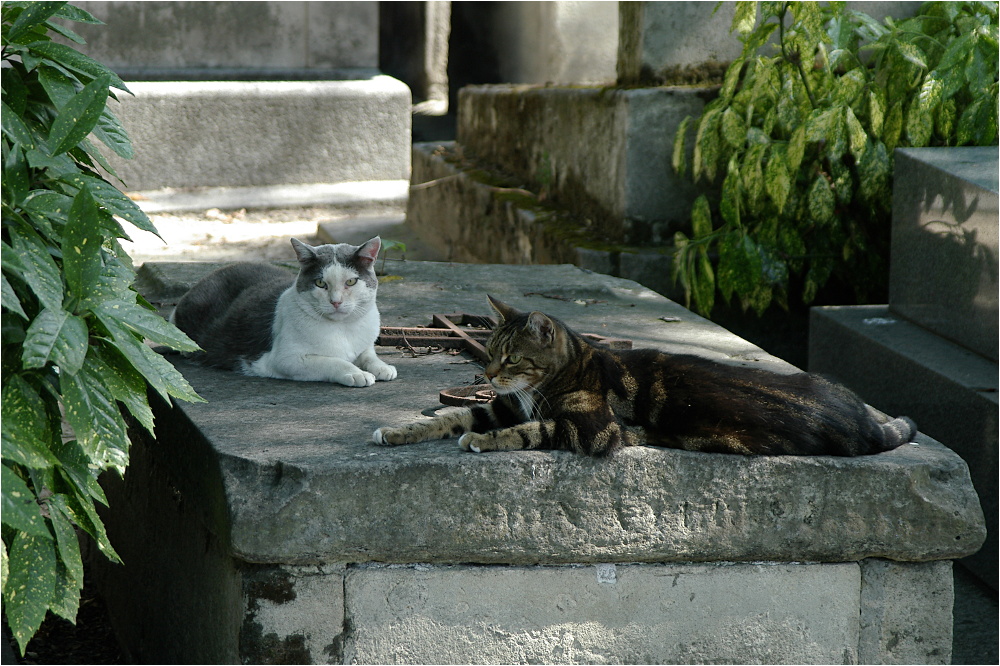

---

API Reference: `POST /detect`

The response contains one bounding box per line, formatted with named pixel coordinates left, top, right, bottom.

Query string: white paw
left=372, top=428, right=386, bottom=445
left=338, top=370, right=376, bottom=387
left=372, top=363, right=397, bottom=382
left=459, top=433, right=482, bottom=453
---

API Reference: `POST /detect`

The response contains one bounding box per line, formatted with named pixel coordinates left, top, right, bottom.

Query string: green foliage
left=673, top=1, right=999, bottom=316
left=2, top=2, right=203, bottom=654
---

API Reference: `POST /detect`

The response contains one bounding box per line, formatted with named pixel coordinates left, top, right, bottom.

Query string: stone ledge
left=137, top=261, right=984, bottom=566
left=456, top=84, right=715, bottom=241
left=406, top=142, right=684, bottom=300
left=106, top=77, right=411, bottom=191
left=810, top=304, right=996, bottom=589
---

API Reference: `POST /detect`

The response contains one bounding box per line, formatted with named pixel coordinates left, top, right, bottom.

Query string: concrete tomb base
left=93, top=262, right=985, bottom=664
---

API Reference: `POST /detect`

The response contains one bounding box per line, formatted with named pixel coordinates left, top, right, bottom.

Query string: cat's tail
left=879, top=416, right=918, bottom=451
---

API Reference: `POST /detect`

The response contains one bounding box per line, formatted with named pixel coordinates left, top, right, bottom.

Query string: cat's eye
left=314, top=279, right=327, bottom=289
left=506, top=354, right=522, bottom=365
left=345, top=278, right=358, bottom=287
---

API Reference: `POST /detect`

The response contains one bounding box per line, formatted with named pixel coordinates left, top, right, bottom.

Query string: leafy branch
left=2, top=2, right=203, bottom=654
left=672, top=0, right=998, bottom=316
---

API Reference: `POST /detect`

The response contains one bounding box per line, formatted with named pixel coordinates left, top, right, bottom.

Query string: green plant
left=1, top=2, right=203, bottom=654
left=672, top=0, right=998, bottom=316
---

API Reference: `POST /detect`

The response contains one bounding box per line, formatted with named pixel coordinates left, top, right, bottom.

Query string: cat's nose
left=330, top=301, right=342, bottom=309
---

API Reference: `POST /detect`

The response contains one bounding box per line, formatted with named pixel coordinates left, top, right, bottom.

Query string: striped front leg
left=373, top=396, right=529, bottom=447
left=459, top=420, right=557, bottom=452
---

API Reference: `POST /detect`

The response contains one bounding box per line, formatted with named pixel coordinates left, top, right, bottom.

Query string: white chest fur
left=245, top=285, right=381, bottom=382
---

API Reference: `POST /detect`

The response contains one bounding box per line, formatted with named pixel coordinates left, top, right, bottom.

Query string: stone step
left=456, top=83, right=714, bottom=244
left=105, top=77, right=411, bottom=192
left=809, top=304, right=998, bottom=589
left=407, top=141, right=684, bottom=301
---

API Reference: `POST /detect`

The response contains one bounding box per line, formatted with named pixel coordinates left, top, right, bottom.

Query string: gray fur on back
left=172, top=263, right=294, bottom=370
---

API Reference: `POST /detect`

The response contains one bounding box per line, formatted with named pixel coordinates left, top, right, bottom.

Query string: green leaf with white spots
left=59, top=173, right=159, bottom=236
left=1, top=101, right=36, bottom=148
left=808, top=175, right=835, bottom=225
left=672, top=116, right=690, bottom=176
left=5, top=1, right=66, bottom=42
left=25, top=41, right=130, bottom=93
left=59, top=358, right=130, bottom=471
left=845, top=106, right=868, bottom=158
left=48, top=497, right=85, bottom=610
left=96, top=313, right=204, bottom=405
left=4, top=531, right=58, bottom=655
left=764, top=150, right=791, bottom=213
left=1, top=377, right=60, bottom=469
left=1, top=466, right=51, bottom=538
left=732, top=1, right=758, bottom=35
left=90, top=344, right=156, bottom=434
left=47, top=74, right=111, bottom=156
left=51, top=437, right=107, bottom=506
left=883, top=101, right=903, bottom=153
left=2, top=273, right=28, bottom=319
left=62, top=185, right=105, bottom=297
left=57, top=485, right=120, bottom=564
left=94, top=299, right=200, bottom=352
left=21, top=307, right=88, bottom=375
left=9, top=222, right=63, bottom=312
left=691, top=194, right=713, bottom=240
left=721, top=107, right=746, bottom=148
left=786, top=124, right=806, bottom=174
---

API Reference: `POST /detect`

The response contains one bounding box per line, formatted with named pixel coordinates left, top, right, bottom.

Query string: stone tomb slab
left=93, top=261, right=985, bottom=663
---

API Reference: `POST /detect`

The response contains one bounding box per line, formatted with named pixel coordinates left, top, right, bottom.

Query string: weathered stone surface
left=104, top=78, right=411, bottom=191
left=456, top=85, right=713, bottom=242
left=137, top=261, right=985, bottom=567
left=344, top=562, right=863, bottom=664
left=859, top=559, right=954, bottom=664
left=810, top=304, right=997, bottom=589
left=616, top=2, right=921, bottom=84
left=407, top=142, right=686, bottom=302
left=407, top=142, right=598, bottom=266
left=61, top=1, right=378, bottom=74
left=890, top=147, right=999, bottom=361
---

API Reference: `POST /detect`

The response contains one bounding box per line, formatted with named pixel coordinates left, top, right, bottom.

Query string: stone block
left=456, top=84, right=714, bottom=242
left=617, top=2, right=923, bottom=84
left=59, top=1, right=377, bottom=75
left=88, top=261, right=984, bottom=662
left=407, top=142, right=586, bottom=266
left=103, top=77, right=411, bottom=191
left=488, top=2, right=618, bottom=85
left=809, top=305, right=997, bottom=588
left=890, top=147, right=999, bottom=361
left=344, top=562, right=863, bottom=664
left=859, top=559, right=954, bottom=665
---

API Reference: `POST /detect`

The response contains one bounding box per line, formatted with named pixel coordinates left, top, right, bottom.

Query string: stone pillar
left=380, top=1, right=451, bottom=113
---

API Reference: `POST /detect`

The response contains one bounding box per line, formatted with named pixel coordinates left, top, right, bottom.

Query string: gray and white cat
left=171, top=237, right=397, bottom=387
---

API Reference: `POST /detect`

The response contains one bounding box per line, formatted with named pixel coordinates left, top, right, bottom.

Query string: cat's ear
left=290, top=238, right=317, bottom=264
left=527, top=312, right=556, bottom=346
left=355, top=237, right=381, bottom=268
left=487, top=295, right=519, bottom=324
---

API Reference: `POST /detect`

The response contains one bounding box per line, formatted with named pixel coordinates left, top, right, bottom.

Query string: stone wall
left=58, top=1, right=378, bottom=77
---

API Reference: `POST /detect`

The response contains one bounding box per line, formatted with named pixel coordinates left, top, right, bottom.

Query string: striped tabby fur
left=373, top=297, right=917, bottom=457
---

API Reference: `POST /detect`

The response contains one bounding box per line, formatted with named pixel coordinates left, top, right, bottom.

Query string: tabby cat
left=373, top=296, right=916, bottom=456
left=171, top=237, right=396, bottom=387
